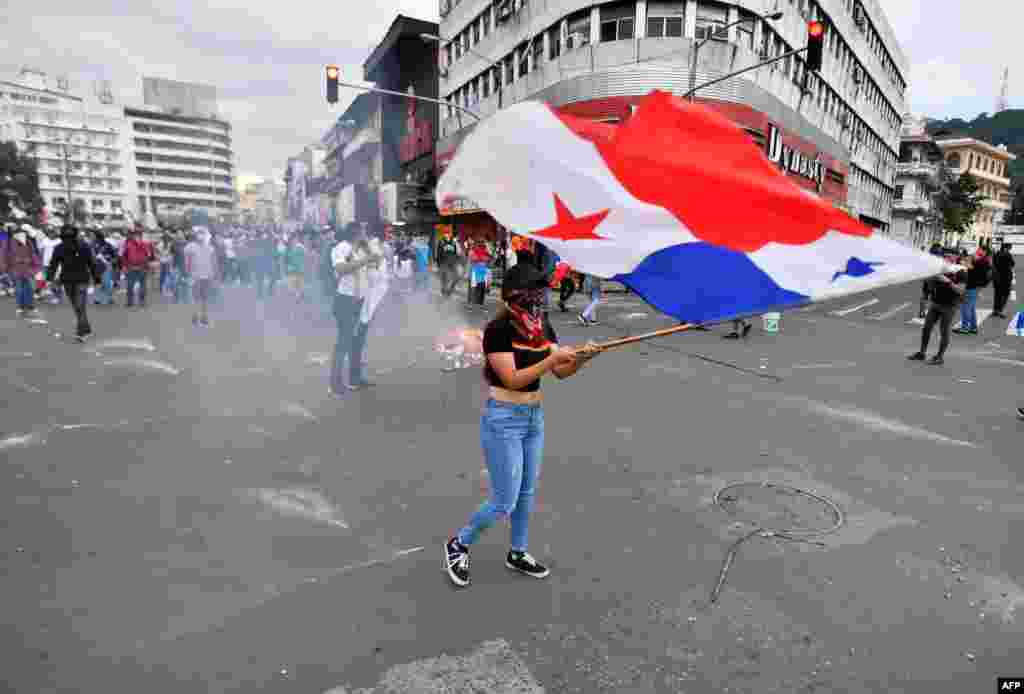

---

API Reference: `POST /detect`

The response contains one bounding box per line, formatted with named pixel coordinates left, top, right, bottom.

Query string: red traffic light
left=806, top=21, right=825, bottom=72
left=326, top=65, right=339, bottom=104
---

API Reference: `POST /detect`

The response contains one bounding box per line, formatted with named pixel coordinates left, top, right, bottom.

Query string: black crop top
left=482, top=316, right=558, bottom=392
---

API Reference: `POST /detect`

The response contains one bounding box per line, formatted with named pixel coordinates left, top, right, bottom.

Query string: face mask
left=509, top=289, right=545, bottom=318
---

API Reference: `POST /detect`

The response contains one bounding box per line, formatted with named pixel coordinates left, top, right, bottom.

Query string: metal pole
left=336, top=79, right=482, bottom=122
left=684, top=47, right=807, bottom=99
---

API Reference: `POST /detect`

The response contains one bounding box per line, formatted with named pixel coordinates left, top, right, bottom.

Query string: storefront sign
left=766, top=124, right=824, bottom=192
left=438, top=194, right=483, bottom=217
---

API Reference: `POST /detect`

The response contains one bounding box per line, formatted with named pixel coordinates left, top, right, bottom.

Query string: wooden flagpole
left=572, top=323, right=695, bottom=355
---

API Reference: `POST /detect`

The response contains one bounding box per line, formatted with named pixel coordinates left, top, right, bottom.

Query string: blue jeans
left=582, top=286, right=601, bottom=320
left=159, top=263, right=172, bottom=294
left=14, top=276, right=34, bottom=309
left=175, top=272, right=192, bottom=304
left=458, top=400, right=545, bottom=552
left=959, top=288, right=978, bottom=331
left=94, top=266, right=114, bottom=304
left=125, top=269, right=147, bottom=306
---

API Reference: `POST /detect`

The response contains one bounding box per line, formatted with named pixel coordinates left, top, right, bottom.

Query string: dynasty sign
left=766, top=124, right=824, bottom=191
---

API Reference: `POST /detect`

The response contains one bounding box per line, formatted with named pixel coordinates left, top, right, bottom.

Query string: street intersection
left=2, top=275, right=1023, bottom=693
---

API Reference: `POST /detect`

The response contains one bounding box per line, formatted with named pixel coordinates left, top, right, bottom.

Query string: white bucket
left=762, top=312, right=781, bottom=333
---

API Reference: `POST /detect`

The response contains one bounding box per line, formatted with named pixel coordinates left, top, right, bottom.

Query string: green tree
left=935, top=170, right=984, bottom=238
left=0, top=141, right=44, bottom=221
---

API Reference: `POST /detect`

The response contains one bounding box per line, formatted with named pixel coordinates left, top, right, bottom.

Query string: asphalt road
left=2, top=275, right=1023, bottom=694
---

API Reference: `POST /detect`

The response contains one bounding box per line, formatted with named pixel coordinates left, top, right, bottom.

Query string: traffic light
left=326, top=65, right=339, bottom=104
left=806, top=21, right=825, bottom=72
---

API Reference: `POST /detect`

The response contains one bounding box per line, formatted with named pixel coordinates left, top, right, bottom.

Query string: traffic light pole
left=335, top=79, right=482, bottom=122
left=683, top=47, right=808, bottom=100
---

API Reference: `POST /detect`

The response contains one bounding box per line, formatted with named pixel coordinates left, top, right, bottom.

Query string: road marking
left=907, top=316, right=925, bottom=325
left=280, top=401, right=317, bottom=420
left=881, top=387, right=951, bottom=402
left=0, top=431, right=46, bottom=450
left=868, top=301, right=911, bottom=321
left=90, top=338, right=156, bottom=353
left=102, top=358, right=181, bottom=376
left=789, top=361, right=857, bottom=370
left=830, top=297, right=879, bottom=316
left=247, top=487, right=348, bottom=529
left=781, top=395, right=977, bottom=448
left=328, top=639, right=543, bottom=694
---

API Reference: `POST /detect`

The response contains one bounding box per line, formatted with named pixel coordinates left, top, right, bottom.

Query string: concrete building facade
left=1, top=69, right=134, bottom=227
left=436, top=0, right=908, bottom=236
left=127, top=78, right=235, bottom=226
left=936, top=137, right=1015, bottom=246
left=890, top=114, right=942, bottom=249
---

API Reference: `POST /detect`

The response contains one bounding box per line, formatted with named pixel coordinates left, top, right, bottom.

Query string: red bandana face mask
left=506, top=289, right=547, bottom=346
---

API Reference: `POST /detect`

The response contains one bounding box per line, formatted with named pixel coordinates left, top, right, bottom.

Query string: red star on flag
left=533, top=193, right=610, bottom=241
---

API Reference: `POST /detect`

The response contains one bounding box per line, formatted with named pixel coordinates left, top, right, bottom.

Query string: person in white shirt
left=353, top=227, right=391, bottom=387
left=184, top=229, right=218, bottom=327
left=39, top=229, right=63, bottom=304
left=329, top=224, right=381, bottom=395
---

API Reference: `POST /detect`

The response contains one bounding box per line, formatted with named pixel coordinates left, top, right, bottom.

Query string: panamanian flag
left=436, top=91, right=946, bottom=324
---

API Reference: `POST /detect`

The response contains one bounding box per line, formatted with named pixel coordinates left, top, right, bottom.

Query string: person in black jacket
left=47, top=226, right=102, bottom=342
left=992, top=243, right=1016, bottom=318
left=908, top=266, right=966, bottom=366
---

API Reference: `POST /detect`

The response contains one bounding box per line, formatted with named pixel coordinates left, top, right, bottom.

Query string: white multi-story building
left=890, top=115, right=942, bottom=249
left=1, top=68, right=133, bottom=226
left=126, top=78, right=235, bottom=225
left=436, top=0, right=908, bottom=234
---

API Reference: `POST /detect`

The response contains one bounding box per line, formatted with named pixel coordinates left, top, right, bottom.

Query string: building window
left=646, top=1, right=684, bottom=37
left=531, top=36, right=543, bottom=70
left=695, top=2, right=729, bottom=41
left=566, top=11, right=591, bottom=49
left=111, top=200, right=122, bottom=211
left=92, top=198, right=104, bottom=209
left=482, top=8, right=490, bottom=36
left=736, top=16, right=755, bottom=50
left=894, top=185, right=903, bottom=200
left=504, top=54, right=515, bottom=84
left=518, top=42, right=529, bottom=76
left=548, top=25, right=561, bottom=59
left=600, top=1, right=635, bottom=41
left=472, top=19, right=480, bottom=44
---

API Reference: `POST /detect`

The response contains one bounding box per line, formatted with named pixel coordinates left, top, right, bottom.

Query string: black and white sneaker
left=577, top=313, right=589, bottom=326
left=444, top=537, right=470, bottom=587
left=1016, top=407, right=1024, bottom=420
left=506, top=550, right=550, bottom=579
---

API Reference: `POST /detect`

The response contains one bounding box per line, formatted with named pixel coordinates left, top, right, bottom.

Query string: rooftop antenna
left=996, top=67, right=1009, bottom=113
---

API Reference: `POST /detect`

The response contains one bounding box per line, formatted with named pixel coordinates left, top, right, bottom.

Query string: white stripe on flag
left=831, top=297, right=879, bottom=316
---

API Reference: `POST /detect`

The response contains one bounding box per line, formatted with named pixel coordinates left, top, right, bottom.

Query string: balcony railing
left=893, top=197, right=931, bottom=212
left=896, top=161, right=938, bottom=177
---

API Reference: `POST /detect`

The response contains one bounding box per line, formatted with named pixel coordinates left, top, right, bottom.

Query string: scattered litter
left=101, top=358, right=181, bottom=376
left=964, top=652, right=975, bottom=662
left=27, top=318, right=48, bottom=325
left=958, top=379, right=975, bottom=384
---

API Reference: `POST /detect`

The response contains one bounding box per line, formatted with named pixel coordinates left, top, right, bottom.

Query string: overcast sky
left=3, top=0, right=1020, bottom=184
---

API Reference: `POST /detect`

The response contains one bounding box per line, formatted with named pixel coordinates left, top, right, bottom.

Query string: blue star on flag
left=832, top=257, right=884, bottom=283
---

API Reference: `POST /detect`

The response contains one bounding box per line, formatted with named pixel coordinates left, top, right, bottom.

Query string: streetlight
left=689, top=10, right=784, bottom=100
left=421, top=32, right=505, bottom=110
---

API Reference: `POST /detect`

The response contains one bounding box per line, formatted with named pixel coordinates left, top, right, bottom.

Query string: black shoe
left=928, top=355, right=944, bottom=365
left=444, top=538, right=470, bottom=587
left=1017, top=407, right=1024, bottom=420
left=506, top=550, right=550, bottom=579
left=952, top=328, right=966, bottom=335
left=907, top=352, right=926, bottom=361
left=558, top=303, right=567, bottom=312
left=351, top=379, right=375, bottom=389
left=723, top=332, right=740, bottom=340
left=588, top=318, right=600, bottom=326
left=742, top=323, right=752, bottom=338
left=694, top=325, right=711, bottom=331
